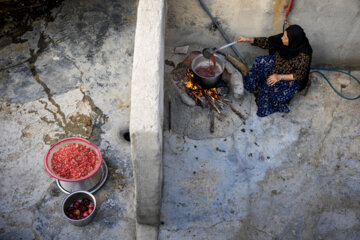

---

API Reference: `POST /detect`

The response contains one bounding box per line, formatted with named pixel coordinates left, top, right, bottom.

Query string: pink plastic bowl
left=44, top=138, right=103, bottom=182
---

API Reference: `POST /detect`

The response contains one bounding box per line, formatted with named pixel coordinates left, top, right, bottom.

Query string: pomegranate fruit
left=66, top=198, right=94, bottom=220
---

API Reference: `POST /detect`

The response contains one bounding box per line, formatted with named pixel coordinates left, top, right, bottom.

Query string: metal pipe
left=198, top=0, right=246, bottom=64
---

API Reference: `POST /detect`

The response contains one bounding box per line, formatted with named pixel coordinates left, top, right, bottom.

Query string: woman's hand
left=267, top=74, right=282, bottom=85
left=237, top=36, right=254, bottom=43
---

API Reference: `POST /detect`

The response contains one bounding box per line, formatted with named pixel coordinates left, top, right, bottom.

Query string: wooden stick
left=229, top=104, right=246, bottom=123
left=212, top=102, right=221, bottom=114
left=218, top=99, right=246, bottom=123
left=193, top=93, right=204, bottom=104
left=205, top=94, right=221, bottom=114
left=210, top=109, right=215, bottom=133
left=0, top=3, right=42, bottom=12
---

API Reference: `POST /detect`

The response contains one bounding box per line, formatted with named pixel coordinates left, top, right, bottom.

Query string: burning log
left=194, top=93, right=205, bottom=104
left=204, top=94, right=221, bottom=114
left=183, top=68, right=223, bottom=112
left=181, top=67, right=247, bottom=123
left=170, top=51, right=248, bottom=129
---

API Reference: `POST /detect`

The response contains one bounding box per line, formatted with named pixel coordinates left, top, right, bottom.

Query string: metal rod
left=216, top=41, right=238, bottom=51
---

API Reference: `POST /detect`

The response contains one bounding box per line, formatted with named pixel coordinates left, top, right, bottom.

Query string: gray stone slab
left=174, top=45, right=189, bottom=55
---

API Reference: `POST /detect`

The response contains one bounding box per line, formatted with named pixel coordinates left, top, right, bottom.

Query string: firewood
left=210, top=109, right=215, bottom=133
left=226, top=55, right=249, bottom=76
left=205, top=94, right=221, bottom=114
left=218, top=99, right=246, bottom=123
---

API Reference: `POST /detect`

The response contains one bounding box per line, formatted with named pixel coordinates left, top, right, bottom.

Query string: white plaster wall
left=130, top=0, right=165, bottom=226
left=166, top=0, right=360, bottom=68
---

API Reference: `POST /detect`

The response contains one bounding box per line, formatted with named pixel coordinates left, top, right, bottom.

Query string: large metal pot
left=191, top=53, right=225, bottom=88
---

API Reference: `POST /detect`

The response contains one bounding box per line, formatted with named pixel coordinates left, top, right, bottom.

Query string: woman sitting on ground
left=237, top=24, right=312, bottom=117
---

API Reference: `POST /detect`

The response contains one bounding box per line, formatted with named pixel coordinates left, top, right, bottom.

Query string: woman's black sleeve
left=251, top=37, right=270, bottom=49
left=293, top=53, right=311, bottom=81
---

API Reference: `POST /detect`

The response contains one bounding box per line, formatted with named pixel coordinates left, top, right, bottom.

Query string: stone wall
left=166, top=0, right=360, bottom=68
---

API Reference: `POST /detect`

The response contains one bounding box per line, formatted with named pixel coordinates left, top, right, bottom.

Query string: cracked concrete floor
left=0, top=0, right=137, bottom=239
left=1, top=0, right=360, bottom=239
left=161, top=46, right=360, bottom=239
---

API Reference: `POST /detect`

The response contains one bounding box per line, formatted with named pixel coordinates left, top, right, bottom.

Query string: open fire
left=184, top=68, right=221, bottom=113
left=170, top=51, right=246, bottom=124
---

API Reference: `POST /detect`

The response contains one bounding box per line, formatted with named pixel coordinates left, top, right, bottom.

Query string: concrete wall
left=166, top=0, right=360, bottom=68
left=130, top=0, right=165, bottom=233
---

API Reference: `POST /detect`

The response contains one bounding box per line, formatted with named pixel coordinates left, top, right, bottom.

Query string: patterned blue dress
left=244, top=55, right=302, bottom=117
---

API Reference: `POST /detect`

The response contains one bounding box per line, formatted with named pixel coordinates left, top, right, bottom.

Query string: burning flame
left=185, top=68, right=219, bottom=104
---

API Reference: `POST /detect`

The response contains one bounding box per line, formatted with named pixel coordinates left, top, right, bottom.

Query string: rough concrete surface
left=0, top=0, right=137, bottom=239
left=130, top=0, right=165, bottom=226
left=166, top=0, right=360, bottom=68
left=136, top=223, right=159, bottom=240
left=162, top=43, right=360, bottom=238
left=1, top=0, right=360, bottom=239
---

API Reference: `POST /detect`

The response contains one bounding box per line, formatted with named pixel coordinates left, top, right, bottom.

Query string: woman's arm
left=267, top=74, right=294, bottom=85
left=238, top=36, right=270, bottom=49
left=267, top=54, right=311, bottom=85
left=237, top=36, right=254, bottom=44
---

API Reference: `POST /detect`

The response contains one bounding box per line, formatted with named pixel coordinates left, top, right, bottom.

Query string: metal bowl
left=58, top=168, right=102, bottom=193
left=56, top=160, right=108, bottom=194
left=44, top=138, right=103, bottom=192
left=62, top=191, right=97, bottom=226
left=191, top=53, right=225, bottom=88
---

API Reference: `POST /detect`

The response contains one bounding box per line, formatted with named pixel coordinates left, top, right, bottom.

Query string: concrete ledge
left=136, top=223, right=159, bottom=240
left=130, top=0, right=165, bottom=226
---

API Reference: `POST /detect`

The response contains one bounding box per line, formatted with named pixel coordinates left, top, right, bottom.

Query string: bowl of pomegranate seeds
left=62, top=191, right=97, bottom=226
left=44, top=138, right=103, bottom=192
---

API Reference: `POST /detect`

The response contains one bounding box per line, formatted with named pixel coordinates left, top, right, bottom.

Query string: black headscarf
left=268, top=25, right=312, bottom=89
left=268, top=25, right=312, bottom=60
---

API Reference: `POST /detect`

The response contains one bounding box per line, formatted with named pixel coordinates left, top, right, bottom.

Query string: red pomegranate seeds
left=51, top=143, right=98, bottom=179
left=66, top=198, right=94, bottom=220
